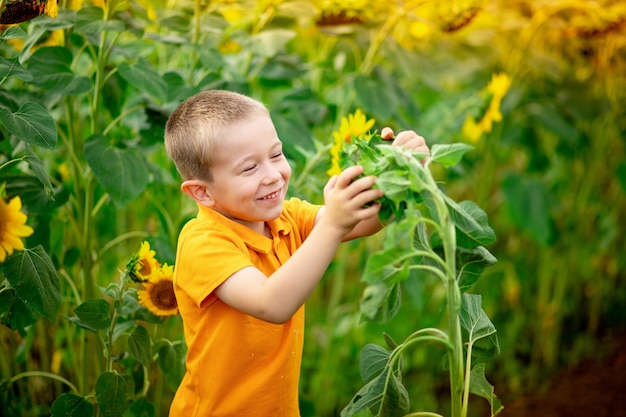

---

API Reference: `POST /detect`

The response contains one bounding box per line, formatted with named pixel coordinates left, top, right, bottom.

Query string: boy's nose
left=262, top=165, right=283, bottom=184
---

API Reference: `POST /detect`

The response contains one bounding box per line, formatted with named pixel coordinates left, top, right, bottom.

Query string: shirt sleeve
left=175, top=220, right=254, bottom=308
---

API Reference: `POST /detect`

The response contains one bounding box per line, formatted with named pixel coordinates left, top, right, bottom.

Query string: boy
left=164, top=90, right=428, bottom=417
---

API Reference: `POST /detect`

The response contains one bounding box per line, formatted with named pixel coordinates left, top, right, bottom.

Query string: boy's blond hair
left=164, top=90, right=269, bottom=182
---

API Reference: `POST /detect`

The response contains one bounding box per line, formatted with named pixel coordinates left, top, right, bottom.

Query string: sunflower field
left=0, top=0, right=625, bottom=416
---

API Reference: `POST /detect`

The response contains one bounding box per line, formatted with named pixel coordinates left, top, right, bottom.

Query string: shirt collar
left=196, top=204, right=292, bottom=254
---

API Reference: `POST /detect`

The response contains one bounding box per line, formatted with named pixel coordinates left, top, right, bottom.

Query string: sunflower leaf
left=128, top=325, right=151, bottom=366
left=95, top=371, right=134, bottom=417
left=84, top=135, right=149, bottom=206
left=0, top=102, right=58, bottom=149
left=0, top=55, right=32, bottom=82
left=70, top=299, right=111, bottom=331
left=0, top=289, right=38, bottom=334
left=469, top=363, right=503, bottom=416
left=429, top=143, right=474, bottom=168
left=157, top=341, right=186, bottom=391
left=50, top=393, right=95, bottom=417
left=3, top=245, right=60, bottom=322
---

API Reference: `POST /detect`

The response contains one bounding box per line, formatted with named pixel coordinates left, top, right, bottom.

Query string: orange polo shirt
left=169, top=197, right=320, bottom=417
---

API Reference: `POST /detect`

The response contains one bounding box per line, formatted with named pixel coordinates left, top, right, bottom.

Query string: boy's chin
left=266, top=202, right=284, bottom=220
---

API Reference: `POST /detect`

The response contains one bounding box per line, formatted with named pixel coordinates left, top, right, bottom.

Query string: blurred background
left=0, top=0, right=625, bottom=416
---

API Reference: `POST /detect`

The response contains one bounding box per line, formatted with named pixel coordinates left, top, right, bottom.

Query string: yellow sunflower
left=462, top=72, right=512, bottom=142
left=327, top=109, right=375, bottom=176
left=0, top=195, right=34, bottom=263
left=45, top=0, right=58, bottom=18
left=137, top=263, right=179, bottom=317
left=126, top=241, right=161, bottom=282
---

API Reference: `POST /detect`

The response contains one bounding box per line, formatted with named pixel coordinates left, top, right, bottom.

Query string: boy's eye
left=272, top=152, right=283, bottom=159
left=242, top=165, right=256, bottom=172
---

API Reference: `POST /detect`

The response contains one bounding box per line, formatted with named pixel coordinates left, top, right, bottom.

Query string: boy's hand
left=321, top=165, right=384, bottom=238
left=381, top=127, right=430, bottom=155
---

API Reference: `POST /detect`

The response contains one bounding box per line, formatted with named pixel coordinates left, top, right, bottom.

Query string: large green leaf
left=0, top=102, right=58, bottom=149
left=75, top=6, right=125, bottom=33
left=123, top=397, right=155, bottom=417
left=0, top=288, right=38, bottom=333
left=163, top=71, right=198, bottom=104
left=96, top=372, right=134, bottom=417
left=429, top=143, right=474, bottom=168
left=341, top=368, right=389, bottom=417
left=457, top=246, right=497, bottom=292
left=71, top=299, right=111, bottom=331
left=341, top=365, right=409, bottom=417
left=0, top=288, right=13, bottom=317
left=117, top=289, right=141, bottom=318
left=3, top=245, right=60, bottom=322
left=381, top=208, right=421, bottom=250
left=376, top=170, right=412, bottom=202
left=361, top=246, right=412, bottom=285
left=117, top=60, right=169, bottom=103
left=0, top=56, right=32, bottom=82
left=3, top=173, right=64, bottom=214
left=259, top=54, right=306, bottom=82
left=24, top=144, right=54, bottom=197
left=360, top=344, right=391, bottom=384
left=429, top=197, right=497, bottom=249
left=378, top=371, right=410, bottom=417
left=157, top=341, right=186, bottom=391
left=27, top=46, right=91, bottom=95
left=273, top=86, right=328, bottom=126
left=360, top=282, right=402, bottom=323
left=271, top=110, right=315, bottom=161
left=128, top=325, right=151, bottom=366
left=84, top=135, right=149, bottom=206
left=469, top=363, right=504, bottom=416
left=0, top=26, right=26, bottom=41
left=50, top=393, right=95, bottom=417
left=460, top=294, right=500, bottom=362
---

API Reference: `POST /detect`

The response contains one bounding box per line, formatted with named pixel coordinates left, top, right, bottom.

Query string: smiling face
left=202, top=114, right=292, bottom=234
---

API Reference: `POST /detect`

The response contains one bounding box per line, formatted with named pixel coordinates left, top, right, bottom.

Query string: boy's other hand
left=322, top=166, right=384, bottom=238
left=381, top=127, right=430, bottom=155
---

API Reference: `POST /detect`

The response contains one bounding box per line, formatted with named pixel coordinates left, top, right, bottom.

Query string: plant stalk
left=426, top=172, right=464, bottom=417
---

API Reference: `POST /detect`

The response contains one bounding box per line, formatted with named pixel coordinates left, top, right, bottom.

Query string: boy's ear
left=181, top=179, right=215, bottom=207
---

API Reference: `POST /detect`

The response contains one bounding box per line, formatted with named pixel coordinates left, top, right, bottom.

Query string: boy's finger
left=381, top=127, right=395, bottom=140
left=393, top=131, right=419, bottom=146
left=348, top=175, right=378, bottom=193
left=337, top=165, right=364, bottom=187
left=324, top=175, right=338, bottom=190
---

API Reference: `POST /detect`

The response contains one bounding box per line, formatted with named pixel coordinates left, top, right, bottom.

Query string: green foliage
left=2, top=246, right=59, bottom=324
left=338, top=136, right=501, bottom=417
left=0, top=1, right=624, bottom=416
left=50, top=393, right=95, bottom=417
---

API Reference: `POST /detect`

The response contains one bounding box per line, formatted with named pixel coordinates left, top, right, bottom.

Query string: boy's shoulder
left=276, top=197, right=321, bottom=238
left=281, top=197, right=320, bottom=220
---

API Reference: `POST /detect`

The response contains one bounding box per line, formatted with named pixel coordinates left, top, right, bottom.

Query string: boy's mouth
left=259, top=189, right=282, bottom=200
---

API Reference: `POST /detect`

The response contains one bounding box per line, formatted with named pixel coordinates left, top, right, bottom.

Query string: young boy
left=164, top=90, right=428, bottom=417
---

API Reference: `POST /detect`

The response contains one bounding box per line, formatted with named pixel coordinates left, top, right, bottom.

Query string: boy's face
left=203, top=114, right=292, bottom=233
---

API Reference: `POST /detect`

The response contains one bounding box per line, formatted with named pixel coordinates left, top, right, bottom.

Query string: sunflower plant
left=337, top=134, right=502, bottom=417
left=48, top=241, right=184, bottom=416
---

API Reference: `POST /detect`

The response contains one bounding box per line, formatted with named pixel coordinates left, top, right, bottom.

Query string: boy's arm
left=214, top=166, right=383, bottom=324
